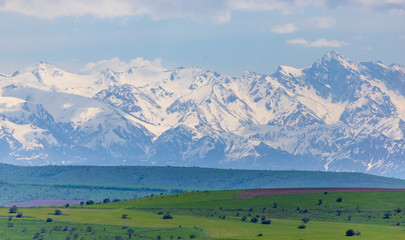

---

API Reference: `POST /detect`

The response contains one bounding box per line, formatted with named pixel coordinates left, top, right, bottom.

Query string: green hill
left=1, top=164, right=404, bottom=189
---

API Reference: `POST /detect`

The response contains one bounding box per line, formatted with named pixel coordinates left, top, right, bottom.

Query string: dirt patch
left=235, top=188, right=405, bottom=199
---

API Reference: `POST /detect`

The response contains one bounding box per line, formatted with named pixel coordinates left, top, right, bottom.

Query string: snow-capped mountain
left=0, top=51, right=405, bottom=178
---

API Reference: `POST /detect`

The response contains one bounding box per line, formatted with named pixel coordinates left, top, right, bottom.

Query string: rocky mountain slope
left=0, top=50, right=404, bottom=178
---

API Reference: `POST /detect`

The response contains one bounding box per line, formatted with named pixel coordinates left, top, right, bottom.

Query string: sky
left=0, top=0, right=404, bottom=77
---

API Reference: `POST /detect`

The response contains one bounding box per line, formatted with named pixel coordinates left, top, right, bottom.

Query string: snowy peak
left=0, top=51, right=405, bottom=178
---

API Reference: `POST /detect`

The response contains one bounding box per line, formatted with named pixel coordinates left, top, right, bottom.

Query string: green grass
left=0, top=189, right=403, bottom=239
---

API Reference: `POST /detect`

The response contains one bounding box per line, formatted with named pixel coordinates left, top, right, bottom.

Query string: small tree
left=250, top=217, right=258, bottom=223
left=298, top=225, right=306, bottom=229
left=336, top=197, right=342, bottom=202
left=346, top=229, right=355, bottom=236
left=127, top=228, right=135, bottom=238
left=86, top=200, right=95, bottom=205
left=241, top=216, right=247, bottom=221
left=261, top=219, right=271, bottom=225
left=162, top=214, right=173, bottom=219
left=103, top=198, right=111, bottom=204
left=16, top=213, right=23, bottom=218
left=122, top=214, right=128, bottom=219
left=383, top=212, right=391, bottom=219
left=301, top=217, right=310, bottom=224
left=317, top=199, right=323, bottom=205
left=9, top=206, right=18, bottom=213
left=54, top=209, right=62, bottom=215
left=46, top=218, right=53, bottom=222
left=272, top=202, right=278, bottom=209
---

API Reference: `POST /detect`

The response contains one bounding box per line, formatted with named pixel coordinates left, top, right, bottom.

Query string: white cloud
left=271, top=23, right=298, bottom=34
left=0, top=0, right=403, bottom=22
left=312, top=16, right=336, bottom=28
left=0, top=0, right=232, bottom=22
left=325, top=0, right=405, bottom=14
left=286, top=38, right=349, bottom=48
left=81, top=57, right=164, bottom=74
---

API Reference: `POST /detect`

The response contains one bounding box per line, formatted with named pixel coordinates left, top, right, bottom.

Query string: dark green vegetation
left=0, top=218, right=203, bottom=240
left=0, top=164, right=404, bottom=206
left=0, top=190, right=404, bottom=239
left=1, top=164, right=404, bottom=188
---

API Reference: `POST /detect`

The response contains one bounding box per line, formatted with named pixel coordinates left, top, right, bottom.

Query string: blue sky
left=0, top=0, right=404, bottom=76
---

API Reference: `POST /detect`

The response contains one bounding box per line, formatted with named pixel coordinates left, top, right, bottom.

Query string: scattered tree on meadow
left=346, top=229, right=355, bottom=236
left=336, top=197, right=342, bottom=202
left=54, top=209, right=62, bottom=215
left=9, top=206, right=18, bottom=213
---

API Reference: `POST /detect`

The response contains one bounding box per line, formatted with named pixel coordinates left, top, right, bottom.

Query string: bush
left=250, top=217, right=258, bottom=223
left=54, top=210, right=62, bottom=215
left=261, top=220, right=271, bottom=225
left=257, top=233, right=263, bottom=237
left=162, top=214, right=173, bottom=219
left=301, top=217, right=310, bottom=223
left=336, top=197, right=342, bottom=202
left=86, top=200, right=95, bottom=205
left=241, top=216, right=247, bottom=222
left=9, top=206, right=18, bottom=213
left=16, top=213, right=23, bottom=218
left=346, top=229, right=355, bottom=236
left=46, top=218, right=53, bottom=222
left=190, top=234, right=197, bottom=239
left=383, top=212, right=391, bottom=219
left=122, top=214, right=128, bottom=219
left=298, top=225, right=306, bottom=229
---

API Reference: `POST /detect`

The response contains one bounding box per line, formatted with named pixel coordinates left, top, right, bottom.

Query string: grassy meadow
left=0, top=189, right=404, bottom=239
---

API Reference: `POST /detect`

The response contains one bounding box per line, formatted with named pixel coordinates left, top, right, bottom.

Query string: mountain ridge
left=0, top=50, right=404, bottom=178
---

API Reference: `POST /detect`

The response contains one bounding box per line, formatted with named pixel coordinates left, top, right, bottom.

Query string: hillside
left=1, top=164, right=405, bottom=189
left=1, top=189, right=404, bottom=239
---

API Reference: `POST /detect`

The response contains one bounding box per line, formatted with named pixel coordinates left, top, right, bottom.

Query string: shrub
left=298, top=225, right=306, bottom=229
left=86, top=200, right=95, bottom=205
left=273, top=202, right=278, bottom=208
left=336, top=197, right=342, bottom=202
left=55, top=210, right=62, bottom=215
left=394, top=208, right=402, bottom=213
left=162, top=214, right=173, bottom=219
left=317, top=199, right=323, bottom=205
left=65, top=204, right=70, bottom=208
left=189, top=234, right=197, bottom=239
left=383, top=212, right=391, bottom=219
left=46, top=218, right=53, bottom=222
left=261, top=220, right=271, bottom=225
left=122, top=214, right=129, bottom=219
left=346, top=229, right=355, bottom=236
left=9, top=206, right=18, bottom=213
left=250, top=217, right=258, bottom=223
left=7, top=222, right=13, bottom=228
left=103, top=198, right=111, bottom=203
left=301, top=217, right=310, bottom=223
left=16, top=213, right=23, bottom=218
left=241, top=216, right=247, bottom=222
left=257, top=233, right=263, bottom=237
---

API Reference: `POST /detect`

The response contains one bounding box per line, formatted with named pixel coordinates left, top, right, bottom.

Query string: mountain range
left=0, top=50, right=404, bottom=178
